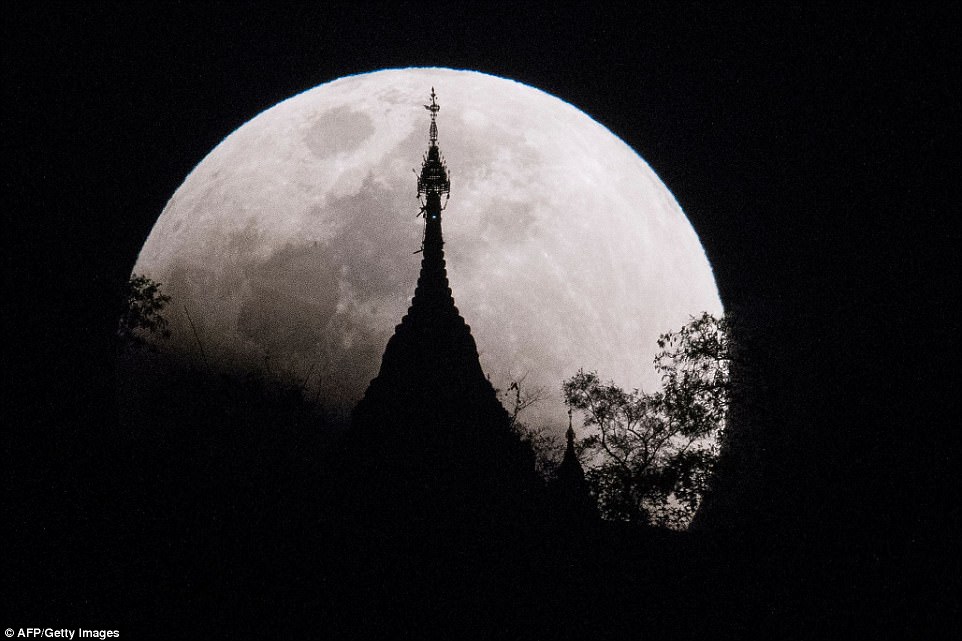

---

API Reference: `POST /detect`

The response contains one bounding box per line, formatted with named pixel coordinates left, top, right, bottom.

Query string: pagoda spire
left=346, top=87, right=539, bottom=536
left=353, top=88, right=497, bottom=418
left=552, top=407, right=597, bottom=523
left=564, top=408, right=577, bottom=460
left=417, top=87, right=450, bottom=223
left=425, top=87, right=440, bottom=146
left=405, top=89, right=455, bottom=325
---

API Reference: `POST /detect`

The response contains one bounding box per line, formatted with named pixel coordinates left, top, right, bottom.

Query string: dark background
left=4, top=2, right=958, bottom=636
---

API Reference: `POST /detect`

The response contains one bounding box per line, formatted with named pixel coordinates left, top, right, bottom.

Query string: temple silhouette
left=345, top=90, right=592, bottom=532
left=312, top=95, right=600, bottom=637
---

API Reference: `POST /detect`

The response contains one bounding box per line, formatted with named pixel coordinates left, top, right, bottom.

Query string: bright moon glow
left=134, top=68, right=722, bottom=428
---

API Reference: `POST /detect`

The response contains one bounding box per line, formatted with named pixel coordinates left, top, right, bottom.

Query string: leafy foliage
left=118, top=274, right=172, bottom=349
left=564, top=312, right=730, bottom=528
left=652, top=311, right=731, bottom=438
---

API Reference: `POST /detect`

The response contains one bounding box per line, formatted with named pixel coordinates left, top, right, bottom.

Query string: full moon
left=134, top=68, right=722, bottom=428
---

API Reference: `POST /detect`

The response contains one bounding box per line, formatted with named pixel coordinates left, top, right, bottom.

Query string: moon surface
left=134, top=68, right=722, bottom=428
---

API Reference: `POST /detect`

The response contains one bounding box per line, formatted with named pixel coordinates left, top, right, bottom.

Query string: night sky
left=5, top=2, right=957, bottom=632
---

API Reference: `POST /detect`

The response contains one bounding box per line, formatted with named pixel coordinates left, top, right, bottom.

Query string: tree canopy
left=564, top=312, right=731, bottom=528
left=117, top=274, right=171, bottom=349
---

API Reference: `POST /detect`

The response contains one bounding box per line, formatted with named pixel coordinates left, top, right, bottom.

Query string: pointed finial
left=417, top=88, right=450, bottom=200
left=424, top=87, right=440, bottom=145
left=566, top=408, right=575, bottom=447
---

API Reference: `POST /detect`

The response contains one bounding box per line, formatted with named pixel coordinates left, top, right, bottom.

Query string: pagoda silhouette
left=550, top=409, right=599, bottom=523
left=352, top=89, right=511, bottom=444
left=345, top=90, right=536, bottom=530
left=338, top=90, right=594, bottom=549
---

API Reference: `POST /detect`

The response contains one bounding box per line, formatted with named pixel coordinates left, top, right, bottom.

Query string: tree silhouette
left=564, top=312, right=731, bottom=528
left=117, top=274, right=171, bottom=349
left=499, top=375, right=563, bottom=480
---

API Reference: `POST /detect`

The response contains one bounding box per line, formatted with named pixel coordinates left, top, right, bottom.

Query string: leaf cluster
left=564, top=312, right=731, bottom=528
left=118, top=274, right=172, bottom=349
